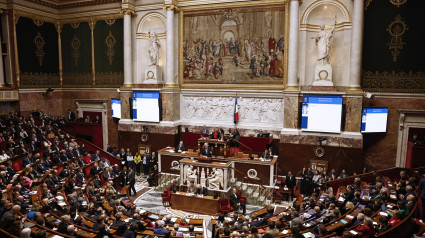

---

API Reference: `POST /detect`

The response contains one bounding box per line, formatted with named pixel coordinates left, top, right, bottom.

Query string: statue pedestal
left=313, top=63, right=333, bottom=86
left=143, top=65, right=163, bottom=84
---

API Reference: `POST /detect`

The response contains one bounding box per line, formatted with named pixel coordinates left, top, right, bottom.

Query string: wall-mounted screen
left=111, top=98, right=121, bottom=119
left=301, top=95, right=343, bottom=133
left=361, top=107, right=388, bottom=133
left=132, top=91, right=160, bottom=122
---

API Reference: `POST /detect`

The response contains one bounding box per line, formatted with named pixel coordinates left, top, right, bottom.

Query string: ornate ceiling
left=24, top=0, right=121, bottom=9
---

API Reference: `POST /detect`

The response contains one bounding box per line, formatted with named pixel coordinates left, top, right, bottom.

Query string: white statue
left=186, top=165, right=197, bottom=185
left=312, top=19, right=336, bottom=65
left=208, top=168, right=222, bottom=190
left=148, top=32, right=160, bottom=66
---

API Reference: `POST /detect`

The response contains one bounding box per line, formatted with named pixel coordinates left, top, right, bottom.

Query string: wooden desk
left=158, top=148, right=277, bottom=186
left=198, top=138, right=229, bottom=157
left=171, top=191, right=219, bottom=215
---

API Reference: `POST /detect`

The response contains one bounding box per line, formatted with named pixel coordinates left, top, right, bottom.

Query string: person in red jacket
left=356, top=217, right=376, bottom=238
left=388, top=210, right=402, bottom=227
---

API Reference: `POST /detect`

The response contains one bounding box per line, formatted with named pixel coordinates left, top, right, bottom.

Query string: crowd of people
left=215, top=169, right=418, bottom=238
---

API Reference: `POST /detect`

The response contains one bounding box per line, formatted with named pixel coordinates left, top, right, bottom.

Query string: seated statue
left=186, top=165, right=197, bottom=186
left=208, top=168, right=222, bottom=190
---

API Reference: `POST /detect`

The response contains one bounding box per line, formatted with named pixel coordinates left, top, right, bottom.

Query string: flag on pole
left=234, top=97, right=239, bottom=124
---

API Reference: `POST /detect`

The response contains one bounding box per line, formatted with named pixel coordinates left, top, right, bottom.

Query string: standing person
left=134, top=152, right=142, bottom=176
left=127, top=152, right=134, bottom=170
left=286, top=171, right=296, bottom=201
left=150, top=152, right=158, bottom=172
left=418, top=173, right=425, bottom=220
left=127, top=166, right=136, bottom=196
left=230, top=188, right=246, bottom=215
left=142, top=152, right=150, bottom=176
left=119, top=167, right=128, bottom=188
left=120, top=148, right=127, bottom=167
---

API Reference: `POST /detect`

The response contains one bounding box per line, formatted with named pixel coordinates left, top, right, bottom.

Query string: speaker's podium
left=198, top=138, right=230, bottom=157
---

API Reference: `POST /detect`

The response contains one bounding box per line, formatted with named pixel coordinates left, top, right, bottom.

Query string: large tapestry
left=182, top=7, right=286, bottom=85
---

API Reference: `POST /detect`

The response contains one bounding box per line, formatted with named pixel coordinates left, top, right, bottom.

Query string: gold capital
left=121, top=9, right=137, bottom=16
left=163, top=4, right=179, bottom=12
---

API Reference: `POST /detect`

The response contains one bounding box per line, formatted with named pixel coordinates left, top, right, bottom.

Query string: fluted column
left=0, top=30, right=5, bottom=87
left=164, top=4, right=178, bottom=85
left=123, top=10, right=134, bottom=86
left=286, top=0, right=300, bottom=91
left=348, top=0, right=364, bottom=92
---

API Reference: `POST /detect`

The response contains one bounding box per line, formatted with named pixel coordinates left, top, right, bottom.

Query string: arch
left=136, top=12, right=166, bottom=37
left=301, top=0, right=351, bottom=25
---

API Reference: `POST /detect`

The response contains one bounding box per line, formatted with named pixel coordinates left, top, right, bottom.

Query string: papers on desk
left=346, top=215, right=354, bottom=220
left=220, top=163, right=227, bottom=165
left=52, top=236, right=64, bottom=238
left=349, top=230, right=358, bottom=235
left=171, top=217, right=178, bottom=222
left=302, top=232, right=314, bottom=238
left=180, top=228, right=189, bottom=232
left=166, top=146, right=171, bottom=149
left=338, top=197, right=345, bottom=202
left=379, top=212, right=388, bottom=217
left=139, top=209, right=146, bottom=214
left=30, top=191, right=37, bottom=195
left=340, top=219, right=348, bottom=224
left=373, top=222, right=378, bottom=226
left=181, top=151, right=186, bottom=154
left=58, top=201, right=67, bottom=206
left=281, top=230, right=288, bottom=235
left=390, top=194, right=397, bottom=199
left=194, top=227, right=203, bottom=232
left=148, top=214, right=159, bottom=220
left=124, top=218, right=131, bottom=223
left=166, top=150, right=175, bottom=153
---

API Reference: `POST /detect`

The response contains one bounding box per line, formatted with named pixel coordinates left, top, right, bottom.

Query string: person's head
left=20, top=228, right=32, bottom=238
left=179, top=141, right=184, bottom=146
left=67, top=225, right=75, bottom=235
left=12, top=205, right=21, bottom=215
left=232, top=188, right=237, bottom=194
left=392, top=209, right=401, bottom=219
left=364, top=217, right=373, bottom=226
left=157, top=220, right=165, bottom=228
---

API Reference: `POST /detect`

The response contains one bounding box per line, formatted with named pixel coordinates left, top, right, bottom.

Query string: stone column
left=348, top=0, right=364, bottom=92
left=164, top=4, right=178, bottom=85
left=123, top=10, right=134, bottom=86
left=0, top=31, right=5, bottom=87
left=286, top=0, right=300, bottom=91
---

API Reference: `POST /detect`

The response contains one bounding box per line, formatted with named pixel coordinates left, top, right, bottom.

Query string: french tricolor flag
left=234, top=97, right=239, bottom=124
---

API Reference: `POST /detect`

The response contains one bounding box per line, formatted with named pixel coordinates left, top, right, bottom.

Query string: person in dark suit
left=22, top=154, right=31, bottom=168
left=261, top=149, right=271, bottom=160
left=76, top=169, right=86, bottom=185
left=127, top=167, right=136, bottom=196
left=18, top=144, right=28, bottom=155
left=201, top=143, right=212, bottom=158
left=195, top=184, right=208, bottom=196
left=175, top=141, right=185, bottom=152
left=142, top=152, right=150, bottom=176
left=230, top=188, right=246, bottom=215
left=90, top=163, right=101, bottom=177
left=231, top=128, right=240, bottom=148
left=67, top=109, right=75, bottom=121
left=286, top=171, right=296, bottom=201
left=257, top=129, right=265, bottom=137
left=147, top=164, right=158, bottom=187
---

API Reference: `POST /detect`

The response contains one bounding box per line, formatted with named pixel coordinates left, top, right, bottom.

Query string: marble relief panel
left=181, top=95, right=284, bottom=127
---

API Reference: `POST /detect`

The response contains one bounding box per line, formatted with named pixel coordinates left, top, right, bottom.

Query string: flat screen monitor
left=301, top=95, right=343, bottom=133
left=361, top=107, right=388, bottom=133
left=111, top=98, right=121, bottom=119
left=132, top=91, right=160, bottom=122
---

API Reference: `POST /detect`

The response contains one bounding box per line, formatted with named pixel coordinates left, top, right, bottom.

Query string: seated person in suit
left=261, top=149, right=271, bottom=160
left=201, top=143, right=212, bottom=158
left=257, top=129, right=265, bottom=137
left=187, top=181, right=196, bottom=194
left=200, top=126, right=209, bottom=134
left=210, top=128, right=221, bottom=140
left=175, top=141, right=185, bottom=152
left=195, top=184, right=208, bottom=196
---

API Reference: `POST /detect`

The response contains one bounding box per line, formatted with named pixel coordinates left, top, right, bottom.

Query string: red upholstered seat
left=237, top=190, right=247, bottom=205
left=274, top=188, right=283, bottom=202
left=218, top=198, right=233, bottom=214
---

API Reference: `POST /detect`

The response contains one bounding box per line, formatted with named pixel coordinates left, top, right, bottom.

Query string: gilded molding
left=365, top=0, right=373, bottom=10
left=121, top=9, right=137, bottom=16
left=22, top=0, right=120, bottom=10
left=390, top=0, right=407, bottom=7
left=32, top=19, right=44, bottom=27
left=163, top=4, right=179, bottom=12
left=63, top=73, right=92, bottom=87
left=105, top=18, right=116, bottom=26
left=13, top=10, right=123, bottom=25
left=362, top=70, right=425, bottom=93
left=20, top=72, right=60, bottom=87
left=95, top=72, right=124, bottom=87
left=179, top=0, right=289, bottom=11
left=387, top=14, right=408, bottom=62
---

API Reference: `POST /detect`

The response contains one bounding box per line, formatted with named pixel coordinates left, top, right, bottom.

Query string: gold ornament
left=33, top=32, right=45, bottom=66
left=387, top=14, right=408, bottom=62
